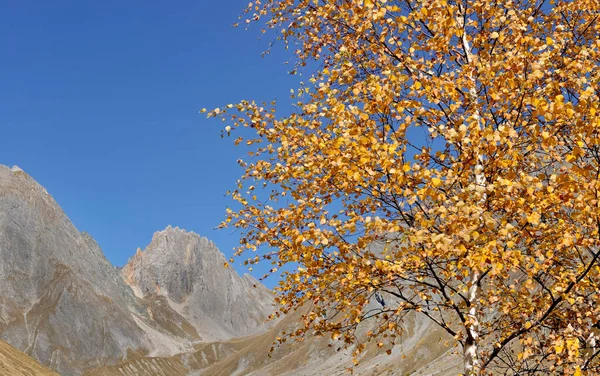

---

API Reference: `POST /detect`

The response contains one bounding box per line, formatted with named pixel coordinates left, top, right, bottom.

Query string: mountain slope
left=193, top=307, right=460, bottom=376
left=86, top=306, right=460, bottom=376
left=121, top=226, right=274, bottom=341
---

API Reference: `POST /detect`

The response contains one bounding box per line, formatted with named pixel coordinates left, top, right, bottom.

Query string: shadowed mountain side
left=0, top=339, right=59, bottom=376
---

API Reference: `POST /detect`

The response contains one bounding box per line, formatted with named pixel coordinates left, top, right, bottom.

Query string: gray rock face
left=121, top=226, right=274, bottom=341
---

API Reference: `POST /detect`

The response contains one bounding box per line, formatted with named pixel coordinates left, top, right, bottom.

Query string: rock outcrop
left=121, top=226, right=274, bottom=341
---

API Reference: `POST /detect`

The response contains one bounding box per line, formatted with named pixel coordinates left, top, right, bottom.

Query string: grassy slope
left=0, top=339, right=59, bottom=376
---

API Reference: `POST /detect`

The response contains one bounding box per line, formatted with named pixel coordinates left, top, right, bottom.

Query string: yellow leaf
left=431, top=177, right=441, bottom=187
left=566, top=337, right=580, bottom=356
left=526, top=212, right=540, bottom=225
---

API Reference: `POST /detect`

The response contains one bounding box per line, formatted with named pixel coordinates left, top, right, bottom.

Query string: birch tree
left=208, top=1, right=600, bottom=374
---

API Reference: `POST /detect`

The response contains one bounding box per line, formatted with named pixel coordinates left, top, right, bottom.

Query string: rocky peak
left=147, top=226, right=219, bottom=259
left=122, top=226, right=274, bottom=341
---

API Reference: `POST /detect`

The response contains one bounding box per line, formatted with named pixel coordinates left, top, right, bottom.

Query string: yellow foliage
left=211, top=0, right=600, bottom=374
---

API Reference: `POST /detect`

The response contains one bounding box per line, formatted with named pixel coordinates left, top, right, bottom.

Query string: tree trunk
left=464, top=269, right=481, bottom=375
left=457, top=3, right=484, bottom=374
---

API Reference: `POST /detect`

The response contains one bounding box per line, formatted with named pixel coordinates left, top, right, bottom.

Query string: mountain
left=0, top=165, right=156, bottom=374
left=121, top=226, right=274, bottom=341
left=0, top=165, right=274, bottom=375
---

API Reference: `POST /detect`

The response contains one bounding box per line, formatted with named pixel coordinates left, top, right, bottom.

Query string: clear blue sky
left=0, top=1, right=299, bottom=284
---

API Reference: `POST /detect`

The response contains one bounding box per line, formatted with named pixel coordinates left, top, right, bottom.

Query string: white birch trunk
left=457, top=3, right=484, bottom=375
left=464, top=269, right=482, bottom=375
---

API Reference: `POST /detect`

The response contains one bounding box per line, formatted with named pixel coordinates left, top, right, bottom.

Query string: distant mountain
left=121, top=226, right=274, bottom=341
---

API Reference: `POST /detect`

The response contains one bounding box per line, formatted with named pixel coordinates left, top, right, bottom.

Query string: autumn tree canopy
left=208, top=0, right=600, bottom=374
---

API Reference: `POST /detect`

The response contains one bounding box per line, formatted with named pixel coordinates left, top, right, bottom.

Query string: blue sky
left=0, top=1, right=299, bottom=285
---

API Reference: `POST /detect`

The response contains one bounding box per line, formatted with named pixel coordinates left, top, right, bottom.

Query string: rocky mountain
left=0, top=165, right=156, bottom=375
left=0, top=165, right=274, bottom=375
left=121, top=226, right=274, bottom=341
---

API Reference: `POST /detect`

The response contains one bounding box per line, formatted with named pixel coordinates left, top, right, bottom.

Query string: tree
left=208, top=1, right=600, bottom=374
